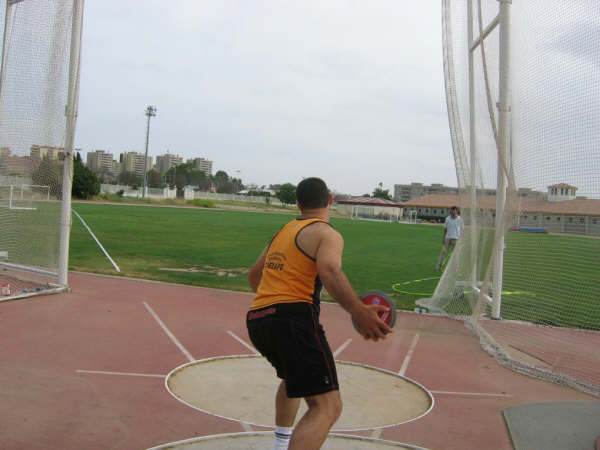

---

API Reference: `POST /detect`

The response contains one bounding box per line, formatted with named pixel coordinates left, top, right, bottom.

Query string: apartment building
left=394, top=183, right=458, bottom=202
left=155, top=153, right=184, bottom=175
left=87, top=150, right=113, bottom=173
left=120, top=152, right=152, bottom=177
left=188, top=157, right=213, bottom=176
left=30, top=145, right=65, bottom=160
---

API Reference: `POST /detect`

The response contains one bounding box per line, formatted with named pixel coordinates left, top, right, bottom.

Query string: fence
left=100, top=184, right=284, bottom=206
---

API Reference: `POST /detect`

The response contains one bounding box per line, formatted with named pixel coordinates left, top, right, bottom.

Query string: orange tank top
left=250, top=218, right=327, bottom=310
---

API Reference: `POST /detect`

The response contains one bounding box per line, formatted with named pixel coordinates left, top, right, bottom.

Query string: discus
left=352, top=290, right=397, bottom=335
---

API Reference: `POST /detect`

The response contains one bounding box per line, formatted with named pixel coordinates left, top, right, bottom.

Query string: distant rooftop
left=336, top=196, right=403, bottom=208
left=548, top=183, right=577, bottom=190
left=403, top=194, right=600, bottom=216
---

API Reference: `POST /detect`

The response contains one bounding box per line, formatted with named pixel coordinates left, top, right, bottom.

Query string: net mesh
left=0, top=0, right=79, bottom=299
left=430, top=0, right=600, bottom=396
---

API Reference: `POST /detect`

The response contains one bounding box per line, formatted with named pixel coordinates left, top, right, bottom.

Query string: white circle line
left=164, top=354, right=435, bottom=433
left=147, top=431, right=431, bottom=450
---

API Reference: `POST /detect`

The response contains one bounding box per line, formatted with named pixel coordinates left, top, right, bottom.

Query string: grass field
left=67, top=202, right=600, bottom=328
left=69, top=202, right=442, bottom=310
left=501, top=232, right=600, bottom=329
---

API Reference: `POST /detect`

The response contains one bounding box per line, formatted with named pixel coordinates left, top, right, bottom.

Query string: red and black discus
left=352, top=290, right=397, bottom=335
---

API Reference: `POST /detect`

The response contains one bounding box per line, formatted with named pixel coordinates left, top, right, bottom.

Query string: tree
left=372, top=183, right=392, bottom=200
left=165, top=163, right=203, bottom=196
left=213, top=170, right=234, bottom=193
left=276, top=183, right=296, bottom=205
left=72, top=152, right=100, bottom=199
left=231, top=177, right=244, bottom=193
left=146, top=168, right=164, bottom=188
left=31, top=157, right=62, bottom=198
left=118, top=171, right=141, bottom=186
left=189, top=168, right=207, bottom=187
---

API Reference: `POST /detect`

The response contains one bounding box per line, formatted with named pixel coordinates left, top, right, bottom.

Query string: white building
left=548, top=183, right=577, bottom=202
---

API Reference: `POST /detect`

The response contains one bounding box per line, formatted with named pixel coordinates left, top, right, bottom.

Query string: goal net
left=425, top=0, right=600, bottom=396
left=0, top=184, right=50, bottom=210
left=0, top=0, right=83, bottom=301
left=350, top=205, right=400, bottom=222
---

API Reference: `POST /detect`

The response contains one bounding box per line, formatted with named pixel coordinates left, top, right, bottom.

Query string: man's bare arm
left=315, top=228, right=392, bottom=341
left=248, top=247, right=268, bottom=292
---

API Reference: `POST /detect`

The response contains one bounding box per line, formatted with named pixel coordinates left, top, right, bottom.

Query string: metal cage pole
left=491, top=0, right=512, bottom=319
left=58, top=0, right=84, bottom=287
left=467, top=0, right=478, bottom=287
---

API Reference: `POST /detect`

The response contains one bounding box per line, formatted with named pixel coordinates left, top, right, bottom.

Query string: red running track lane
left=0, top=272, right=594, bottom=450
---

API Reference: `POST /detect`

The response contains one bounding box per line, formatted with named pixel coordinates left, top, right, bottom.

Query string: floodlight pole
left=58, top=0, right=84, bottom=287
left=491, top=0, right=512, bottom=320
left=142, top=105, right=157, bottom=198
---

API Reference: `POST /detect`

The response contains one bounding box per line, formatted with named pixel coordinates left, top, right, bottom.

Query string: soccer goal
left=350, top=205, right=400, bottom=222
left=0, top=184, right=50, bottom=210
left=407, top=210, right=417, bottom=224
left=428, top=0, right=600, bottom=397
left=0, top=0, right=84, bottom=301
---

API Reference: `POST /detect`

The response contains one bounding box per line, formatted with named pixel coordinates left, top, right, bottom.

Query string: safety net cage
left=421, top=0, right=600, bottom=397
left=0, top=0, right=83, bottom=300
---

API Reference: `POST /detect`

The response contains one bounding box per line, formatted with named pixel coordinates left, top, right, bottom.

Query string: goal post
left=0, top=184, right=50, bottom=210
left=0, top=0, right=84, bottom=300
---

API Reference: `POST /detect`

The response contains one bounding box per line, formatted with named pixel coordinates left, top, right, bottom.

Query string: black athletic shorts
left=246, top=302, right=339, bottom=398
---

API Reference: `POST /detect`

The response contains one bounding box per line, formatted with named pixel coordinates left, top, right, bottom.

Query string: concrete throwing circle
left=149, top=432, right=429, bottom=449
left=166, top=355, right=433, bottom=431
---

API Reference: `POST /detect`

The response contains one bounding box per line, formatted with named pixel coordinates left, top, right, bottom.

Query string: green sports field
left=68, top=202, right=600, bottom=328
left=69, top=202, right=442, bottom=310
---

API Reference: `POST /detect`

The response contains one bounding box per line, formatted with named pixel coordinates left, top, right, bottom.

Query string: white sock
left=273, top=426, right=293, bottom=450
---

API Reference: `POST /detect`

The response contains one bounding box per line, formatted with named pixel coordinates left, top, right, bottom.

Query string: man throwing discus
left=247, top=177, right=392, bottom=450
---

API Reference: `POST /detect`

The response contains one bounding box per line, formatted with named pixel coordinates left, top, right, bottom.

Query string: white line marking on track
left=333, top=339, right=352, bottom=358
left=240, top=422, right=253, bottom=432
left=398, top=332, right=420, bottom=376
left=370, top=428, right=383, bottom=439
left=144, top=301, right=195, bottom=362
left=227, top=330, right=259, bottom=354
left=77, top=370, right=165, bottom=378
left=430, top=390, right=514, bottom=398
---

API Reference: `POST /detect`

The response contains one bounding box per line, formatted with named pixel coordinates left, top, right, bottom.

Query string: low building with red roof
left=402, top=185, right=600, bottom=236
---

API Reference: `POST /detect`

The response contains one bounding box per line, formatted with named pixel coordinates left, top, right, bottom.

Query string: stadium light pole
left=142, top=105, right=157, bottom=198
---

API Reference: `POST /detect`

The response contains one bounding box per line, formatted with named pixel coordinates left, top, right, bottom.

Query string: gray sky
left=74, top=1, right=454, bottom=195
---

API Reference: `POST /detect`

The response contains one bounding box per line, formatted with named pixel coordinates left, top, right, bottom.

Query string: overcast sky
left=74, top=1, right=454, bottom=195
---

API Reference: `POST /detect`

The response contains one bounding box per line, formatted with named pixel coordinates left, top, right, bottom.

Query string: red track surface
left=0, top=273, right=594, bottom=450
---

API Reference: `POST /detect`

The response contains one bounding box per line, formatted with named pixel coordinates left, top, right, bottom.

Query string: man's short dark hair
left=296, top=177, right=330, bottom=209
left=450, top=206, right=458, bottom=211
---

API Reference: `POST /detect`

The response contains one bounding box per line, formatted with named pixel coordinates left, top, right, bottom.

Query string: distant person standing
left=436, top=206, right=461, bottom=271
